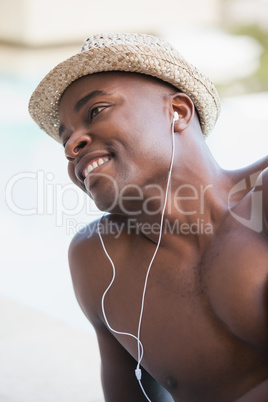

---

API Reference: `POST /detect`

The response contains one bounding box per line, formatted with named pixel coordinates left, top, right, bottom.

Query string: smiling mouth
left=83, top=155, right=112, bottom=179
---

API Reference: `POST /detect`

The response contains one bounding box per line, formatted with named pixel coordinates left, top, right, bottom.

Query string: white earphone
left=98, top=112, right=177, bottom=402
left=173, top=111, right=179, bottom=122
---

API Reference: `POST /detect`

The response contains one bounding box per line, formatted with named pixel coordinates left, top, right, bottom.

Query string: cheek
left=67, top=162, right=76, bottom=183
left=67, top=162, right=88, bottom=194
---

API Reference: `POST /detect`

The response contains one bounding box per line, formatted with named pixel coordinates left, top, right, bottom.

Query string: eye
left=90, top=106, right=106, bottom=120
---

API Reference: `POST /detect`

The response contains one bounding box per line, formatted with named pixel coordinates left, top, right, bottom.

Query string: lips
left=75, top=151, right=113, bottom=183
left=83, top=156, right=111, bottom=178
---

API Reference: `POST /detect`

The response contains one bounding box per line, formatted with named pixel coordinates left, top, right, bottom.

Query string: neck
left=128, top=141, right=232, bottom=250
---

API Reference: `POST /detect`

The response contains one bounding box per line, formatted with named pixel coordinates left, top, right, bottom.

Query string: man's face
left=59, top=72, right=175, bottom=213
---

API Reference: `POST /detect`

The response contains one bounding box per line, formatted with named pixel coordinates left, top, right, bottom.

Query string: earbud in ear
left=173, top=112, right=179, bottom=122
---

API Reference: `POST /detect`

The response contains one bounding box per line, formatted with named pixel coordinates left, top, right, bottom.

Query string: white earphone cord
left=98, top=114, right=177, bottom=401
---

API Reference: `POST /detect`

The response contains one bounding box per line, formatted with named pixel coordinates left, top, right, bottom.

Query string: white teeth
left=84, top=156, right=111, bottom=179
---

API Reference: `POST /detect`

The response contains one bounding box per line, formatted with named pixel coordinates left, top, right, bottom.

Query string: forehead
left=60, top=71, right=176, bottom=105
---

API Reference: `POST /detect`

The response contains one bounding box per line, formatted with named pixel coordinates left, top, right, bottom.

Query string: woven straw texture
left=28, top=33, right=220, bottom=142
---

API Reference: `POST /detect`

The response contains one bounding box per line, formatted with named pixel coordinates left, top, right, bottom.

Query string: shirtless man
left=29, top=33, right=268, bottom=401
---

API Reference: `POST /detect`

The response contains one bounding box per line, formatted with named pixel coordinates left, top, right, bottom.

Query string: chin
left=88, top=187, right=119, bottom=214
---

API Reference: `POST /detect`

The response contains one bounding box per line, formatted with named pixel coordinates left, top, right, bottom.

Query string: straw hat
left=28, top=32, right=220, bottom=142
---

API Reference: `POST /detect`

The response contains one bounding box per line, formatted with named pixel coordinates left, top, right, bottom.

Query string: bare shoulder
left=206, top=160, right=268, bottom=348
left=235, top=379, right=268, bottom=402
left=259, top=166, right=268, bottom=223
left=68, top=214, right=132, bottom=262
left=251, top=164, right=268, bottom=235
left=68, top=214, right=132, bottom=326
left=229, top=157, right=268, bottom=235
left=247, top=155, right=268, bottom=174
left=231, top=156, right=267, bottom=184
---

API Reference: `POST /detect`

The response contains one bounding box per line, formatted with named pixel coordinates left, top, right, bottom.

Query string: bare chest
left=99, top=225, right=268, bottom=400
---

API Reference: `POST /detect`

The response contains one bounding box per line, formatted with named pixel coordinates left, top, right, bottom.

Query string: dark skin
left=59, top=72, right=268, bottom=401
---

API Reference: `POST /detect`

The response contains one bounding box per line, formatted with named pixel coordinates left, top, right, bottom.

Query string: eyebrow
left=59, top=89, right=110, bottom=139
left=75, top=90, right=110, bottom=112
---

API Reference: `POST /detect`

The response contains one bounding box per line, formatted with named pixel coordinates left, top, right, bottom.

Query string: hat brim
left=28, top=44, right=220, bottom=142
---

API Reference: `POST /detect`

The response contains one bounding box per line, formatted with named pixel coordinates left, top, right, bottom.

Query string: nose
left=64, top=130, right=92, bottom=161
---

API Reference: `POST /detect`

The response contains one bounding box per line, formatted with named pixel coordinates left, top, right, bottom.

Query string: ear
left=171, top=93, right=194, bottom=132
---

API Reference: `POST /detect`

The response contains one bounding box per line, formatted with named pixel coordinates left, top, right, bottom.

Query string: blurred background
left=0, top=0, right=268, bottom=401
